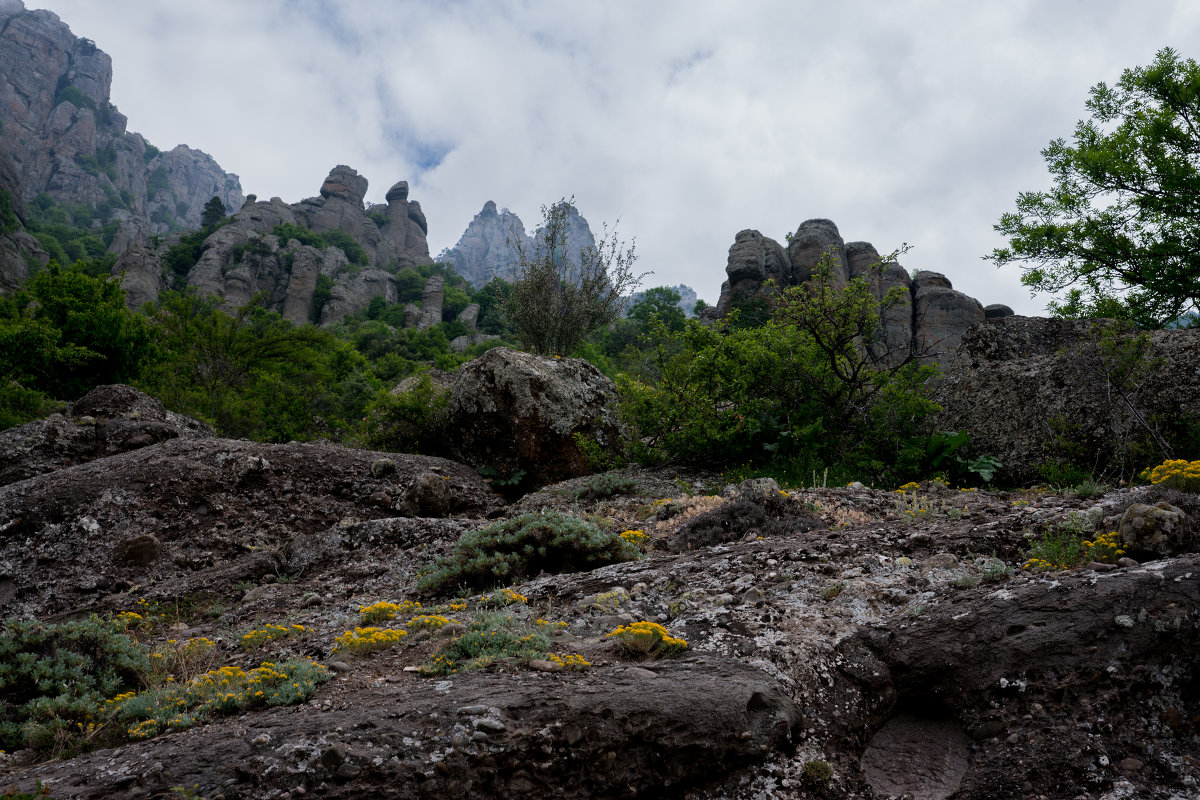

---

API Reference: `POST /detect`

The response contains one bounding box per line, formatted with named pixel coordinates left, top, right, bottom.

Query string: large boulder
left=933, top=317, right=1200, bottom=482
left=444, top=348, right=622, bottom=488
left=0, top=384, right=210, bottom=488
left=713, top=229, right=789, bottom=317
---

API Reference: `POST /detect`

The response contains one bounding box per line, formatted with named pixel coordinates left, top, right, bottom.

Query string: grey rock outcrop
left=714, top=219, right=992, bottom=367
left=913, top=271, right=985, bottom=360
left=119, top=166, right=433, bottom=323
left=0, top=384, right=210, bottom=487
left=437, top=200, right=532, bottom=286
left=0, top=150, right=47, bottom=289
left=445, top=347, right=622, bottom=488
left=418, top=274, right=444, bottom=329
left=0, top=1, right=243, bottom=239
left=932, top=317, right=1200, bottom=482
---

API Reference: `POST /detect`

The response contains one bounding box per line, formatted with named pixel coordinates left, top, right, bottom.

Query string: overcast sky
left=30, top=0, right=1200, bottom=312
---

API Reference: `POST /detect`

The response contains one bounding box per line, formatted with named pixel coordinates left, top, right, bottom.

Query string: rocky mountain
left=437, top=200, right=532, bottom=286
left=439, top=199, right=596, bottom=287
left=117, top=165, right=434, bottom=325
left=707, top=219, right=1013, bottom=366
left=1, top=373, right=1197, bottom=798
left=0, top=0, right=244, bottom=242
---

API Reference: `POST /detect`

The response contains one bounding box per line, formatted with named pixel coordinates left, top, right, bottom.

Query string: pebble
left=527, top=659, right=564, bottom=673
left=473, top=718, right=506, bottom=733
left=457, top=705, right=489, bottom=716
left=1117, top=557, right=1140, bottom=568
left=1119, top=757, right=1144, bottom=773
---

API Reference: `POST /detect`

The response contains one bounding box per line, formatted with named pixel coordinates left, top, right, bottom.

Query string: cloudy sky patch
left=30, top=0, right=1200, bottom=311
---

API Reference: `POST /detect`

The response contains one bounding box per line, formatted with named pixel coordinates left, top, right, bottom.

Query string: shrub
left=417, top=511, right=640, bottom=595
left=1141, top=459, right=1200, bottom=492
left=109, top=659, right=329, bottom=739
left=801, top=759, right=834, bottom=788
left=240, top=623, right=306, bottom=650
left=362, top=371, right=450, bottom=455
left=0, top=617, right=150, bottom=752
left=575, top=471, right=639, bottom=500
left=669, top=492, right=818, bottom=552
left=419, top=611, right=551, bottom=675
left=331, top=627, right=408, bottom=655
left=607, top=621, right=688, bottom=658
left=359, top=600, right=421, bottom=625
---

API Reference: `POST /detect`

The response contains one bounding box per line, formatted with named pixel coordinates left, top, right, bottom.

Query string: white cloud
left=30, top=0, right=1200, bottom=312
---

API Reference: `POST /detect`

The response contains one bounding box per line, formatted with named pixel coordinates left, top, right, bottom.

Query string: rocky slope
left=708, top=220, right=1013, bottom=367
left=0, top=381, right=1196, bottom=799
left=0, top=0, right=244, bottom=246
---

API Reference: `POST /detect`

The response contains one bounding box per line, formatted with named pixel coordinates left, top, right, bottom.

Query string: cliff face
left=439, top=199, right=597, bottom=288
left=0, top=0, right=243, bottom=242
left=437, top=201, right=532, bottom=287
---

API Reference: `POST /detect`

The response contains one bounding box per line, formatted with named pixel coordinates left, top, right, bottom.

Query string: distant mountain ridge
left=0, top=0, right=243, bottom=241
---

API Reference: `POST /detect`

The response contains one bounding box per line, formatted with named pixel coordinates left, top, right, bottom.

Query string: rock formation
left=0, top=150, right=48, bottom=289
left=439, top=199, right=598, bottom=288
left=0, top=384, right=210, bottom=487
left=932, top=316, right=1200, bottom=482
left=116, top=166, right=434, bottom=324
left=437, top=200, right=532, bottom=286
left=0, top=1, right=243, bottom=238
left=711, top=219, right=994, bottom=366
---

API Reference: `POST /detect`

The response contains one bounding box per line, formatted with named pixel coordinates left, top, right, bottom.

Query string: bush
left=362, top=371, right=450, bottom=455
left=417, top=511, right=640, bottom=595
left=606, top=621, right=688, bottom=658
left=419, top=610, right=551, bottom=675
left=0, top=617, right=149, bottom=752
left=575, top=471, right=639, bottom=500
left=669, top=491, right=819, bottom=552
left=1141, top=459, right=1200, bottom=492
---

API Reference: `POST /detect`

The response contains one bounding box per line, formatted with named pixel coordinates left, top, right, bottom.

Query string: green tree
left=504, top=198, right=646, bottom=356
left=201, top=196, right=227, bottom=230
left=989, top=48, right=1200, bottom=327
left=627, top=286, right=685, bottom=332
left=3, top=262, right=153, bottom=399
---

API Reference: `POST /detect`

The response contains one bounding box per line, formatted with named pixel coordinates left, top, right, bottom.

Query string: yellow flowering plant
left=1141, top=458, right=1200, bottom=492
left=607, top=621, right=689, bottom=658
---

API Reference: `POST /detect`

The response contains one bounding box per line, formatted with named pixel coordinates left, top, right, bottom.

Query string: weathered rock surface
left=418, top=274, right=445, bottom=329
left=933, top=317, right=1200, bottom=482
left=1, top=441, right=1197, bottom=798
left=0, top=1, right=243, bottom=237
left=0, top=384, right=210, bottom=487
left=437, top=200, right=533, bottom=287
left=444, top=347, right=622, bottom=488
left=713, top=219, right=992, bottom=367
left=1117, top=501, right=1193, bottom=558
left=0, top=436, right=500, bottom=618
left=14, top=657, right=798, bottom=800
left=0, top=150, right=48, bottom=289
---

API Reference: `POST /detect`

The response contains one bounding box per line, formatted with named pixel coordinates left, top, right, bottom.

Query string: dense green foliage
left=990, top=48, right=1200, bottom=327
left=505, top=198, right=645, bottom=355
left=618, top=255, right=939, bottom=486
left=0, top=617, right=149, bottom=752
left=418, top=511, right=641, bottom=594
left=0, top=263, right=153, bottom=420
left=200, top=196, right=227, bottom=229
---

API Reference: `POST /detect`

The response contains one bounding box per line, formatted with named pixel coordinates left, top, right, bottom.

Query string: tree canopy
left=988, top=47, right=1200, bottom=328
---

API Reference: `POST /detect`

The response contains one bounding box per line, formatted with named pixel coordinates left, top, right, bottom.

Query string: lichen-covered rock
left=445, top=347, right=622, bottom=488
left=933, top=317, right=1200, bottom=482
left=0, top=384, right=210, bottom=487
left=1118, top=501, right=1193, bottom=558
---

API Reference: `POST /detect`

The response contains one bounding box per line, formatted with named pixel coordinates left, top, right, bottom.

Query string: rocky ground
left=0, top=389, right=1197, bottom=799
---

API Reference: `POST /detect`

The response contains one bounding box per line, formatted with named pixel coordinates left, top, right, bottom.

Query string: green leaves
left=990, top=47, right=1200, bottom=327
